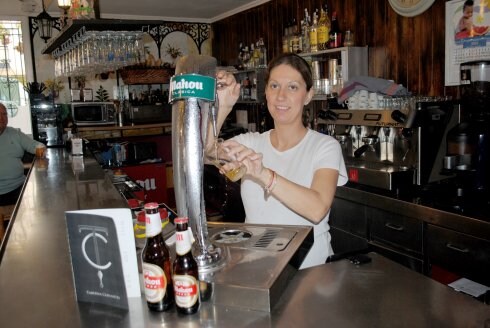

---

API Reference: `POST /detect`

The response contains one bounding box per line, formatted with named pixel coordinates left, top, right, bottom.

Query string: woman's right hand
left=216, top=70, right=240, bottom=114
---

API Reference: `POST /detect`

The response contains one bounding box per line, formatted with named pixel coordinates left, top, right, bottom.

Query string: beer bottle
left=173, top=217, right=200, bottom=315
left=141, top=202, right=174, bottom=312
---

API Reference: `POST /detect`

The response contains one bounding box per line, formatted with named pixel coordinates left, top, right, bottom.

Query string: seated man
left=0, top=103, right=45, bottom=206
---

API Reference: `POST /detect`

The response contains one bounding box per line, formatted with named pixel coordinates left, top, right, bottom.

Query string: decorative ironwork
left=29, top=16, right=62, bottom=81
left=147, top=22, right=210, bottom=57
left=30, top=17, right=62, bottom=42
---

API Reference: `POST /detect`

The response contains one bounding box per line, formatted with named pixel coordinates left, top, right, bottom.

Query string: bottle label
left=145, top=212, right=162, bottom=237
left=309, top=31, right=318, bottom=50
left=317, top=26, right=329, bottom=45
left=143, top=262, right=167, bottom=302
left=176, top=228, right=193, bottom=255
left=174, top=274, right=199, bottom=308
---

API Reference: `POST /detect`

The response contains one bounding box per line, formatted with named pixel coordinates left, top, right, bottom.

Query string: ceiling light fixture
left=57, top=0, right=72, bottom=27
left=35, top=0, right=54, bottom=43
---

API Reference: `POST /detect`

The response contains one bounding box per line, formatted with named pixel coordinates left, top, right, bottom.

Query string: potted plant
left=44, top=78, right=65, bottom=99
left=24, top=82, right=47, bottom=104
left=73, top=75, right=86, bottom=101
left=95, top=85, right=109, bottom=102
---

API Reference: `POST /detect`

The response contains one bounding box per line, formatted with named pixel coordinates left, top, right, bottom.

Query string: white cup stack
left=368, top=92, right=379, bottom=109
left=345, top=91, right=388, bottom=110
left=345, top=92, right=359, bottom=109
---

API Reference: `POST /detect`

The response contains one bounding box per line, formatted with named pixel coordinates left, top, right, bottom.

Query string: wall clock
left=388, top=0, right=436, bottom=17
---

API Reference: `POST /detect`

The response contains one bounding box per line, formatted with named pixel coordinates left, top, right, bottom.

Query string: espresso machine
left=321, top=99, right=458, bottom=192
left=444, top=61, right=490, bottom=197
left=169, top=55, right=312, bottom=311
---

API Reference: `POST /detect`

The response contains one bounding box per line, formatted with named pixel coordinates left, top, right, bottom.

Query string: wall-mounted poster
left=445, top=0, right=490, bottom=86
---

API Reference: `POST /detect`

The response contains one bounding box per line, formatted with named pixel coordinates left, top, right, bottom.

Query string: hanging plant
left=165, top=44, right=183, bottom=67
left=165, top=44, right=183, bottom=59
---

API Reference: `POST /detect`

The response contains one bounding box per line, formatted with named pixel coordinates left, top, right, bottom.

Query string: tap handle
left=391, top=110, right=407, bottom=123
left=210, top=101, right=219, bottom=138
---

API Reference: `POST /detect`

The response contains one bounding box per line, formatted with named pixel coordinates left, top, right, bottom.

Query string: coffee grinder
left=445, top=61, right=490, bottom=195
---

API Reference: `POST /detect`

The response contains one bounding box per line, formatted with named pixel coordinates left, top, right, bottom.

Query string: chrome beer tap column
left=170, top=55, right=226, bottom=272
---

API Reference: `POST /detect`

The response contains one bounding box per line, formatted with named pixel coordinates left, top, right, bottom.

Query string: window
left=0, top=20, right=27, bottom=118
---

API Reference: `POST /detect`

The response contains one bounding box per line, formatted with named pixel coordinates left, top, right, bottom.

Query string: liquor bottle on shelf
left=298, top=20, right=304, bottom=53
left=329, top=11, right=342, bottom=48
left=241, top=45, right=251, bottom=69
left=251, top=76, right=258, bottom=101
left=241, top=77, right=252, bottom=100
left=238, top=42, right=244, bottom=69
left=251, top=43, right=259, bottom=68
left=317, top=5, right=331, bottom=50
left=309, top=11, right=319, bottom=52
left=301, top=9, right=311, bottom=53
left=282, top=21, right=290, bottom=53
left=257, top=37, right=267, bottom=68
left=289, top=18, right=299, bottom=53
left=173, top=217, right=200, bottom=315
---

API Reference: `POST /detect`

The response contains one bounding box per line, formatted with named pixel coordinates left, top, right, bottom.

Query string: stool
left=0, top=205, right=15, bottom=241
left=0, top=214, right=4, bottom=241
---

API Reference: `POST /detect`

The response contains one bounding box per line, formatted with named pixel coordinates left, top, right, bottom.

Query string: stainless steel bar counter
left=0, top=148, right=488, bottom=327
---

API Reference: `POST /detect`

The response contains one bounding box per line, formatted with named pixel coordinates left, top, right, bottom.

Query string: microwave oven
left=71, top=102, right=116, bottom=126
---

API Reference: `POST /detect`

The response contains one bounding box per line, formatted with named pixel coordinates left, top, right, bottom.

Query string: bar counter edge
left=0, top=148, right=488, bottom=328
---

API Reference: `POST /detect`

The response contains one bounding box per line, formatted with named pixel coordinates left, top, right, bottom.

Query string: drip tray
left=204, top=222, right=313, bottom=312
left=210, top=227, right=296, bottom=251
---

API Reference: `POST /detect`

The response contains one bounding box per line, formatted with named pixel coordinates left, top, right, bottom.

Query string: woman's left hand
left=221, top=139, right=269, bottom=184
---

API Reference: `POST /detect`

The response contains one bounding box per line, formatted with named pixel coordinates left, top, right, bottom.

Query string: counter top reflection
left=0, top=148, right=488, bottom=327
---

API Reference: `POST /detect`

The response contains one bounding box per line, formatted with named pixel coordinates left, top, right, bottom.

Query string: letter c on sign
left=81, top=232, right=112, bottom=270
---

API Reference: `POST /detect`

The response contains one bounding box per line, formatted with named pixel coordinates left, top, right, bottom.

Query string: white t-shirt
left=233, top=129, right=348, bottom=269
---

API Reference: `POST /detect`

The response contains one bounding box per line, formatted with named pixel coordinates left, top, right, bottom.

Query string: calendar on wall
left=445, top=0, right=490, bottom=86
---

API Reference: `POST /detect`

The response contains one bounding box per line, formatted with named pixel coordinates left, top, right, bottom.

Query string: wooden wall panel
left=212, top=0, right=458, bottom=98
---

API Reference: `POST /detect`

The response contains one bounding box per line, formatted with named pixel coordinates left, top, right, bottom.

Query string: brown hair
left=265, top=53, right=313, bottom=91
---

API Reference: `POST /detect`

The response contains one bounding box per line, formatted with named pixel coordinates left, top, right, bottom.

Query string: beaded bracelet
left=264, top=169, right=277, bottom=196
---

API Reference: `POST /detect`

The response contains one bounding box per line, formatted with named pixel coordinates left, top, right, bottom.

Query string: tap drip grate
left=253, top=229, right=279, bottom=248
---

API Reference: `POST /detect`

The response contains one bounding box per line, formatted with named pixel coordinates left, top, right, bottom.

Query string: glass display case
left=31, top=102, right=64, bottom=146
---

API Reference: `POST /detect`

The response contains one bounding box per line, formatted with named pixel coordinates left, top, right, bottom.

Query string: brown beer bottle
left=142, top=202, right=174, bottom=312
left=173, top=217, right=200, bottom=314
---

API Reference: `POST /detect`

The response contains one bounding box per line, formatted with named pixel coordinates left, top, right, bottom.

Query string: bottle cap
left=174, top=217, right=189, bottom=224
left=144, top=202, right=159, bottom=210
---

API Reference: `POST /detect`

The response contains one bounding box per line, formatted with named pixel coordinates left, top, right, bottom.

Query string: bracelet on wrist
left=264, top=169, right=277, bottom=196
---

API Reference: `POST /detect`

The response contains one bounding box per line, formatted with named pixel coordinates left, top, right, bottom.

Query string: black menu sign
left=65, top=209, right=141, bottom=310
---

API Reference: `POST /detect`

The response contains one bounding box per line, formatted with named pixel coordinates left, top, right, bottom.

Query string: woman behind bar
left=212, top=53, right=348, bottom=269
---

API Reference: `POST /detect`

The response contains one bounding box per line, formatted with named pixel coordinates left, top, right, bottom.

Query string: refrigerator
left=30, top=102, right=64, bottom=147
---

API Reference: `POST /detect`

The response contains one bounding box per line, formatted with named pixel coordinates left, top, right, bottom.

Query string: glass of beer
left=211, top=138, right=247, bottom=182
left=35, top=145, right=46, bottom=159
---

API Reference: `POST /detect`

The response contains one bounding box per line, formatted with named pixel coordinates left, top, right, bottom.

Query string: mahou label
left=173, top=275, right=199, bottom=307
left=143, top=263, right=167, bottom=302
